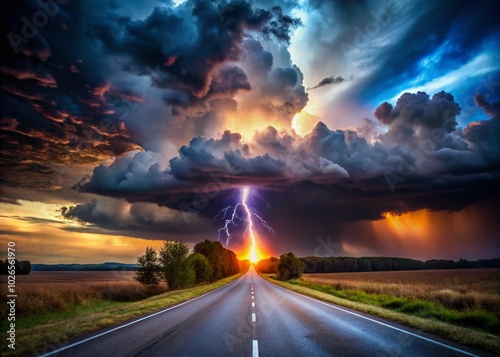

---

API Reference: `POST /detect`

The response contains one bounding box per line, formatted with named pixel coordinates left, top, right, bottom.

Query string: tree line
left=0, top=259, right=31, bottom=275
left=134, top=240, right=241, bottom=293
left=257, top=256, right=500, bottom=274
left=253, top=253, right=305, bottom=281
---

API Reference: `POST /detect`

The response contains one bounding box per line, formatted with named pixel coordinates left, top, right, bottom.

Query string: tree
left=343, top=257, right=358, bottom=272
left=239, top=259, right=250, bottom=273
left=189, top=253, right=213, bottom=284
left=277, top=252, right=304, bottom=281
left=18, top=260, right=32, bottom=274
left=193, top=240, right=239, bottom=281
left=134, top=247, right=160, bottom=293
left=0, top=259, right=32, bottom=275
left=159, top=241, right=194, bottom=290
left=256, top=257, right=279, bottom=274
left=358, top=258, right=372, bottom=272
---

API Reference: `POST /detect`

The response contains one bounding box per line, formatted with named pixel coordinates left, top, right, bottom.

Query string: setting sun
left=238, top=243, right=265, bottom=264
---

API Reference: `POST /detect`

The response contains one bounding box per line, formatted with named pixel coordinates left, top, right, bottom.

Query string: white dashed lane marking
left=252, top=340, right=259, bottom=357
left=251, top=280, right=258, bottom=357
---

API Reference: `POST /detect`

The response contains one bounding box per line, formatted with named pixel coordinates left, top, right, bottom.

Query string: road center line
left=252, top=302, right=255, bottom=307
left=252, top=340, right=259, bottom=357
left=252, top=313, right=256, bottom=322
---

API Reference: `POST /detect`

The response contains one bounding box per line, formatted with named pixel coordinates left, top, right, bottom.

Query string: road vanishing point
left=38, top=266, right=489, bottom=357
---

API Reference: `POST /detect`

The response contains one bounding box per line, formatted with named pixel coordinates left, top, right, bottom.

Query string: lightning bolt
left=214, top=187, right=274, bottom=262
left=215, top=203, right=242, bottom=247
left=241, top=187, right=257, bottom=263
left=252, top=212, right=275, bottom=235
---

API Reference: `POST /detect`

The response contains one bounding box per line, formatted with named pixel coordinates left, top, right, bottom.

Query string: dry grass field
left=0, top=271, right=167, bottom=322
left=303, top=268, right=500, bottom=313
left=290, top=268, right=500, bottom=337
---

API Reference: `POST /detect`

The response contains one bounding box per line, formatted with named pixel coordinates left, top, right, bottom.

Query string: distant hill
left=32, top=262, right=137, bottom=271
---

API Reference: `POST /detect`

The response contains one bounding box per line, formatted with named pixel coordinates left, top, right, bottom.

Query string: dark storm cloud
left=473, top=94, right=500, bottom=118
left=75, top=131, right=288, bottom=203
left=60, top=197, right=212, bottom=236
left=463, top=95, right=500, bottom=160
left=209, top=66, right=252, bottom=94
left=92, top=0, right=299, bottom=97
left=307, top=75, right=344, bottom=91
left=92, top=1, right=305, bottom=152
left=151, top=19, right=308, bottom=136
left=161, top=64, right=251, bottom=111
left=0, top=0, right=302, bottom=191
left=76, top=91, right=500, bottom=223
left=0, top=0, right=141, bottom=189
left=375, top=91, right=464, bottom=149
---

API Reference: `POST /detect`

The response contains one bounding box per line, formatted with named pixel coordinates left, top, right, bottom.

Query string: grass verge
left=259, top=273, right=500, bottom=355
left=2, top=274, right=242, bottom=357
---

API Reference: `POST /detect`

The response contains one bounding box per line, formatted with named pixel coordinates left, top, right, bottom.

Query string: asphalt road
left=37, top=266, right=490, bottom=357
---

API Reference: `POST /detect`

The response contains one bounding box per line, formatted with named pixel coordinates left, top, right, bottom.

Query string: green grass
left=286, top=279, right=499, bottom=333
left=261, top=274, right=500, bottom=355
left=1, top=274, right=242, bottom=357
left=14, top=300, right=124, bottom=330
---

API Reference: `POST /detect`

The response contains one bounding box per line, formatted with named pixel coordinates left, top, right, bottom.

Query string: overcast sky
left=1, top=0, right=499, bottom=263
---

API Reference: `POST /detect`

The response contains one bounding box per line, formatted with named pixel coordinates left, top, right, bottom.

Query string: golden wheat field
left=0, top=271, right=166, bottom=318
left=303, top=268, right=500, bottom=313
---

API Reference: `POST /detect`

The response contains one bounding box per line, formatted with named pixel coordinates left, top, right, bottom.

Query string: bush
left=134, top=247, right=160, bottom=293
left=159, top=241, right=195, bottom=290
left=189, top=253, right=213, bottom=284
left=277, top=252, right=305, bottom=281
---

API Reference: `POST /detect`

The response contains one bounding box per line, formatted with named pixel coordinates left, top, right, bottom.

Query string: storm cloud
left=2, top=0, right=499, bottom=260
left=75, top=91, right=500, bottom=223
left=0, top=0, right=305, bottom=189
